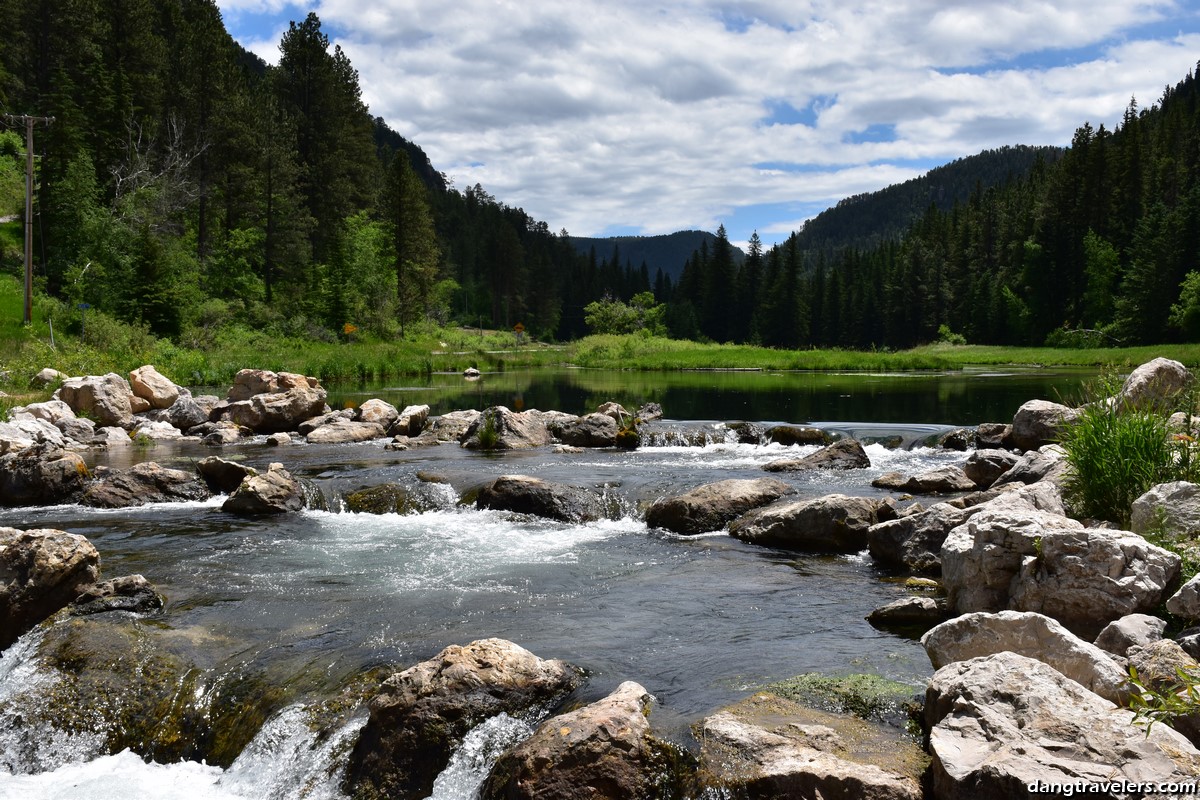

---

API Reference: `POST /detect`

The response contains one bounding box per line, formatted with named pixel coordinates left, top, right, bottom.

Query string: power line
left=2, top=113, right=54, bottom=326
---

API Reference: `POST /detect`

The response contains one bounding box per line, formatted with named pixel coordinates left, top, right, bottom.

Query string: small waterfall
left=426, top=713, right=533, bottom=800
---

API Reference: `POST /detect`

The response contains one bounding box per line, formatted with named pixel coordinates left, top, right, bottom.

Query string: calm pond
left=0, top=366, right=1099, bottom=798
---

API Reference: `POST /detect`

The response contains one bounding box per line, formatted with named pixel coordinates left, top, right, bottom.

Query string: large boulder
left=868, top=502, right=982, bottom=574
left=11, top=398, right=76, bottom=426
left=224, top=386, right=328, bottom=434
left=460, top=406, right=552, bottom=450
left=766, top=424, right=831, bottom=446
left=356, top=398, right=399, bottom=430
left=1009, top=399, right=1078, bottom=452
left=226, top=369, right=319, bottom=402
left=56, top=373, right=135, bottom=428
left=476, top=475, right=606, bottom=523
left=0, top=416, right=67, bottom=450
left=867, top=595, right=950, bottom=631
left=1167, top=574, right=1200, bottom=620
left=973, top=422, right=1012, bottom=449
left=221, top=464, right=306, bottom=515
left=962, top=449, right=1020, bottom=490
left=729, top=494, right=887, bottom=552
left=645, top=477, right=791, bottom=535
left=55, top=416, right=96, bottom=446
left=392, top=404, right=430, bottom=437
left=921, top=611, right=1130, bottom=704
left=345, top=638, right=582, bottom=800
left=0, top=421, right=37, bottom=455
left=763, top=438, right=870, bottom=472
left=0, top=444, right=90, bottom=506
left=344, top=483, right=448, bottom=515
left=1116, top=357, right=1195, bottom=412
left=1093, top=613, right=1167, bottom=659
left=0, top=527, right=100, bottom=650
left=991, top=445, right=1068, bottom=488
left=481, top=681, right=683, bottom=800
left=305, top=419, right=386, bottom=444
left=924, top=652, right=1200, bottom=798
left=559, top=413, right=618, bottom=448
left=1009, top=526, right=1180, bottom=638
left=431, top=410, right=481, bottom=441
left=80, top=462, right=210, bottom=508
left=871, top=465, right=976, bottom=494
left=696, top=697, right=923, bottom=800
left=1131, top=481, right=1200, bottom=540
left=196, top=457, right=258, bottom=495
left=128, top=365, right=181, bottom=410
left=163, top=393, right=208, bottom=432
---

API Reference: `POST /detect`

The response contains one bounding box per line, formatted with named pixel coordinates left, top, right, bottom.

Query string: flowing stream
left=0, top=367, right=1097, bottom=798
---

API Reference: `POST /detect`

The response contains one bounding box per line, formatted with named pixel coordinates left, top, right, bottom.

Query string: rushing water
left=0, top=367, right=1098, bottom=798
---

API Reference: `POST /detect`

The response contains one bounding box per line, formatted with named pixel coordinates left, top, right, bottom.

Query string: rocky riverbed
left=1, top=359, right=1199, bottom=798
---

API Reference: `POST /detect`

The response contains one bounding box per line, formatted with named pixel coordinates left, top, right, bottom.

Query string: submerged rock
left=0, top=444, right=90, bottom=506
left=729, top=494, right=889, bottom=552
left=481, top=681, right=687, bottom=800
left=476, top=475, right=606, bottom=523
left=344, top=638, right=582, bottom=800
left=344, top=482, right=448, bottom=515
left=70, top=574, right=163, bottom=616
left=763, top=438, right=870, bottom=472
left=0, top=527, right=100, bottom=650
left=646, top=477, right=791, bottom=535
left=80, top=462, right=210, bottom=508
left=766, top=424, right=831, bottom=447
left=559, top=412, right=618, bottom=448
left=222, top=464, right=306, bottom=515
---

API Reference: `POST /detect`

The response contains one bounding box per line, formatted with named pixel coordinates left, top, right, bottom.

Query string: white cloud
left=220, top=0, right=1200, bottom=244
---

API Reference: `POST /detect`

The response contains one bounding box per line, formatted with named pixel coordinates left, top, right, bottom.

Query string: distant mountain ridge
left=568, top=230, right=745, bottom=284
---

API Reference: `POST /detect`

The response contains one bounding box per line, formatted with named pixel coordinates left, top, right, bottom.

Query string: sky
left=214, top=0, right=1200, bottom=250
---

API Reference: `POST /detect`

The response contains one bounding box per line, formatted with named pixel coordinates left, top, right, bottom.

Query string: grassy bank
left=3, top=273, right=1199, bottom=392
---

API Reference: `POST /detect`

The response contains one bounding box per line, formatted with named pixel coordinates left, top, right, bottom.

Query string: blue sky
left=216, top=1, right=1200, bottom=250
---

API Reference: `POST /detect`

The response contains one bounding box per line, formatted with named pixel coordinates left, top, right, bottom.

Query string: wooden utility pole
left=3, top=114, right=54, bottom=325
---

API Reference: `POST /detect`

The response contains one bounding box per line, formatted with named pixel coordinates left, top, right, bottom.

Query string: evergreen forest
left=2, top=1, right=1199, bottom=353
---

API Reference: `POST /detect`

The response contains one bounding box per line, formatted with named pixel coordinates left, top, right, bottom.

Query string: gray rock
left=921, top=611, right=1130, bottom=703
left=430, top=410, right=480, bottom=441
left=80, top=462, right=210, bottom=508
left=1094, top=614, right=1167, bottom=658
left=1010, top=399, right=1079, bottom=452
left=924, top=652, right=1200, bottom=797
left=70, top=574, right=163, bottom=616
left=12, top=398, right=76, bottom=426
left=763, top=438, right=870, bottom=472
left=973, top=422, right=1012, bottom=449
left=937, top=428, right=972, bottom=451
left=559, top=412, right=618, bottom=448
left=0, top=421, right=36, bottom=455
left=201, top=422, right=244, bottom=447
left=991, top=444, right=1068, bottom=487
left=346, top=638, right=582, bottom=800
left=225, top=386, right=329, bottom=434
left=646, top=477, right=791, bottom=535
left=1131, top=481, right=1200, bottom=540
left=867, top=596, right=950, bottom=631
left=963, top=449, right=1020, bottom=490
left=476, top=475, right=606, bottom=523
left=460, top=406, right=552, bottom=450
left=196, top=456, right=258, bottom=495
left=696, top=708, right=922, bottom=800
left=305, top=420, right=386, bottom=444
left=391, top=404, right=430, bottom=437
left=1167, top=574, right=1200, bottom=620
left=729, top=494, right=886, bottom=552
left=266, top=432, right=290, bottom=446
left=0, top=527, right=100, bottom=650
left=55, top=416, right=96, bottom=445
left=129, top=420, right=185, bottom=441
left=868, top=502, right=982, bottom=574
left=0, top=445, right=90, bottom=506
left=1116, top=357, right=1195, bottom=412
left=766, top=424, right=831, bottom=446
left=92, top=426, right=131, bottom=449
left=481, top=681, right=681, bottom=800
left=222, top=464, right=306, bottom=515
left=871, top=465, right=976, bottom=494
left=164, top=393, right=208, bottom=431
left=56, top=373, right=135, bottom=428
left=636, top=402, right=663, bottom=421
left=31, top=367, right=68, bottom=388
left=356, top=398, right=399, bottom=429
left=296, top=408, right=354, bottom=435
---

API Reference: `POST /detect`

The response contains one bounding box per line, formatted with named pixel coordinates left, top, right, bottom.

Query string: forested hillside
left=2, top=0, right=1197, bottom=352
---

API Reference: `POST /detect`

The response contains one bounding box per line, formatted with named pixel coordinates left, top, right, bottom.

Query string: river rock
left=196, top=456, right=258, bottom=494
left=305, top=419, right=386, bottom=444
left=162, top=393, right=208, bottom=431
left=201, top=422, right=244, bottom=446
left=696, top=700, right=923, bottom=800
left=481, top=681, right=683, bottom=800
left=763, top=438, right=870, bottom=472
left=1009, top=399, right=1079, bottom=452
left=1131, top=480, right=1200, bottom=541
left=868, top=502, right=983, bottom=574
left=2, top=416, right=66, bottom=450
left=430, top=410, right=480, bottom=441
left=1117, top=357, right=1195, bottom=412
left=937, top=428, right=972, bottom=451
left=872, top=465, right=976, bottom=494
left=991, top=445, right=1068, bottom=487
left=559, top=412, right=618, bottom=448
left=1094, top=613, right=1167, bottom=659
left=729, top=494, right=887, bottom=552
left=297, top=408, right=354, bottom=435
left=921, top=611, right=1130, bottom=704
left=391, top=404, right=430, bottom=437
left=56, top=373, right=135, bottom=428
left=596, top=401, right=631, bottom=423
left=55, top=416, right=96, bottom=445
left=11, top=398, right=76, bottom=426
left=0, top=421, right=36, bottom=455
left=924, top=651, right=1200, bottom=798
left=92, top=426, right=132, bottom=448
left=128, top=365, right=181, bottom=410
left=476, top=475, right=605, bottom=523
left=226, top=369, right=319, bottom=402
left=963, top=449, right=1020, bottom=490
left=0, top=444, right=90, bottom=505
left=222, top=464, right=306, bottom=515
left=724, top=421, right=764, bottom=444
left=766, top=424, right=831, bottom=447
left=460, top=406, right=552, bottom=450
left=867, top=596, right=950, bottom=631
left=344, top=483, right=448, bottom=515
left=129, top=395, right=151, bottom=414
left=0, top=527, right=100, bottom=649
left=646, top=477, right=791, bottom=535
left=345, top=638, right=582, bottom=800
left=130, top=420, right=186, bottom=442
left=224, top=386, right=328, bottom=434
left=1010, top=526, right=1180, bottom=638
left=81, top=462, right=210, bottom=508
left=356, top=398, right=399, bottom=429
left=973, top=422, right=1012, bottom=449
left=1167, top=574, right=1200, bottom=620
left=70, top=574, right=163, bottom=616
left=940, top=506, right=1084, bottom=615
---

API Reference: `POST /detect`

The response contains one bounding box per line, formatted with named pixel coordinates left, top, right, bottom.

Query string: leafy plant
left=476, top=411, right=499, bottom=450
left=1128, top=664, right=1200, bottom=736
